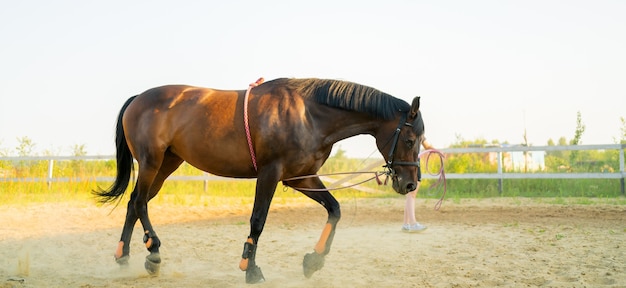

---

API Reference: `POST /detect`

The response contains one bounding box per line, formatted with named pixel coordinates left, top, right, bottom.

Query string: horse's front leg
left=297, top=180, right=341, bottom=278
left=239, top=173, right=280, bottom=284
left=239, top=236, right=264, bottom=284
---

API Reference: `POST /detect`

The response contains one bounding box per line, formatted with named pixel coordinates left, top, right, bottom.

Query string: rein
left=283, top=149, right=446, bottom=209
left=243, top=78, right=264, bottom=171
left=283, top=171, right=387, bottom=192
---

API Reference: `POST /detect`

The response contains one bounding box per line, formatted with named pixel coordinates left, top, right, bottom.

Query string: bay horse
left=94, top=77, right=425, bottom=284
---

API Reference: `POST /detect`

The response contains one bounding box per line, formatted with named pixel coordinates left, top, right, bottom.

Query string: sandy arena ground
left=1, top=197, right=625, bottom=287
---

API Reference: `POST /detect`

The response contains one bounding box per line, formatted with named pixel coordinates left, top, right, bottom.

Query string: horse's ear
left=409, top=96, right=420, bottom=118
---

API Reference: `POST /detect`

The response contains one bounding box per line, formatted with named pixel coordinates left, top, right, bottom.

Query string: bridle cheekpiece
left=383, top=112, right=421, bottom=177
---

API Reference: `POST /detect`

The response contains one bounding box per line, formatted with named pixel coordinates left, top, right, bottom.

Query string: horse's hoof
left=303, top=252, right=325, bottom=278
left=116, top=255, right=130, bottom=266
left=245, top=265, right=265, bottom=284
left=145, top=253, right=161, bottom=275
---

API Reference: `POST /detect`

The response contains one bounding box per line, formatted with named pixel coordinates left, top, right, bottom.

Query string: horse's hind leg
left=141, top=152, right=184, bottom=274
left=289, top=177, right=341, bottom=278
left=116, top=150, right=182, bottom=274
left=115, top=187, right=139, bottom=265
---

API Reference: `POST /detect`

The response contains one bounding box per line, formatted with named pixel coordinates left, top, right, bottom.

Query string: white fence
left=1, top=144, right=625, bottom=194
left=434, top=144, right=625, bottom=194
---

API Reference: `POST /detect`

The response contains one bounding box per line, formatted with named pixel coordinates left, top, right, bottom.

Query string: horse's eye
left=405, top=139, right=415, bottom=149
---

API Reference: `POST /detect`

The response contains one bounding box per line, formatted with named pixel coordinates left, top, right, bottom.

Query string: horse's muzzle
left=391, top=176, right=417, bottom=195
left=405, top=182, right=417, bottom=192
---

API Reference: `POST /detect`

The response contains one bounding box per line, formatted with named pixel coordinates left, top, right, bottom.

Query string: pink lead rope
left=244, top=77, right=265, bottom=172
left=419, top=149, right=447, bottom=210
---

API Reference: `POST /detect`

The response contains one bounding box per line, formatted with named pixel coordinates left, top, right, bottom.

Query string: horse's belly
left=172, top=147, right=257, bottom=179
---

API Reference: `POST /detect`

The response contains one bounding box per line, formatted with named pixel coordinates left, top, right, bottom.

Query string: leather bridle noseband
left=383, top=112, right=421, bottom=177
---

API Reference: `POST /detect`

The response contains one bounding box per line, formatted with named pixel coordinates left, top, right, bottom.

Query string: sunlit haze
left=1, top=1, right=625, bottom=158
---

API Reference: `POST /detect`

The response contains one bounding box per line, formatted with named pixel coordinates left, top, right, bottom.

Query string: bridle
left=383, top=112, right=421, bottom=177
left=284, top=110, right=445, bottom=210
left=280, top=110, right=447, bottom=211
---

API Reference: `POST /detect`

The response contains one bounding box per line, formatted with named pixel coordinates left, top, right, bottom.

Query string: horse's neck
left=320, top=113, right=383, bottom=147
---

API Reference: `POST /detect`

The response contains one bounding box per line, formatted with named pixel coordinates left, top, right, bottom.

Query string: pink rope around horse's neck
left=244, top=78, right=264, bottom=171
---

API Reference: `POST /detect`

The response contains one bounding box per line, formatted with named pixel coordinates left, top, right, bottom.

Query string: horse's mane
left=268, top=78, right=410, bottom=120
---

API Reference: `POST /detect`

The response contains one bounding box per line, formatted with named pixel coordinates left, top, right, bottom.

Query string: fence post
left=497, top=150, right=503, bottom=194
left=619, top=145, right=626, bottom=196
left=47, top=159, right=54, bottom=189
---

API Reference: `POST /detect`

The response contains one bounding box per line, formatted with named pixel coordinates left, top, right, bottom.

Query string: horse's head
left=377, top=97, right=425, bottom=195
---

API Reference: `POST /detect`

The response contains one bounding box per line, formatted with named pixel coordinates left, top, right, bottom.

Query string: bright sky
left=1, top=1, right=625, bottom=158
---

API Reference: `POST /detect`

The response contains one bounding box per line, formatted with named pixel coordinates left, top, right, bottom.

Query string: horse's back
left=122, top=85, right=250, bottom=172
left=126, top=84, right=240, bottom=119
left=133, top=85, right=237, bottom=108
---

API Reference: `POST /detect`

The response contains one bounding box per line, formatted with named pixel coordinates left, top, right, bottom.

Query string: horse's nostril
left=406, top=182, right=416, bottom=192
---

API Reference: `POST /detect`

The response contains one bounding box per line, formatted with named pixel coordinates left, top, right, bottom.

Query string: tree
left=545, top=137, right=569, bottom=171
left=72, top=144, right=87, bottom=157
left=569, top=111, right=586, bottom=169
left=0, top=140, right=8, bottom=156
left=619, top=116, right=626, bottom=144
left=522, top=128, right=530, bottom=172
left=71, top=144, right=88, bottom=172
left=569, top=111, right=586, bottom=146
left=15, top=136, right=36, bottom=156
left=446, top=137, right=498, bottom=173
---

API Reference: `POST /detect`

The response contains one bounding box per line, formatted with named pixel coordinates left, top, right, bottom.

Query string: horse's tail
left=94, top=95, right=138, bottom=204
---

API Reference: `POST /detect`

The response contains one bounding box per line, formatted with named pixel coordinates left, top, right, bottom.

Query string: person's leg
left=404, top=189, right=417, bottom=225
left=403, top=183, right=426, bottom=232
left=405, top=182, right=422, bottom=224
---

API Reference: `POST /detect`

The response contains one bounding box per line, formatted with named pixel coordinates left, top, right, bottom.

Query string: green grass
left=1, top=158, right=625, bottom=206
left=421, top=178, right=624, bottom=198
left=0, top=176, right=394, bottom=206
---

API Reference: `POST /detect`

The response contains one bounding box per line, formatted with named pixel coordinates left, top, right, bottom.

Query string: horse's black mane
left=268, top=78, right=410, bottom=120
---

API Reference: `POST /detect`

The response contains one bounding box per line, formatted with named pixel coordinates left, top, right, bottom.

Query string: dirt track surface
left=1, top=198, right=625, bottom=287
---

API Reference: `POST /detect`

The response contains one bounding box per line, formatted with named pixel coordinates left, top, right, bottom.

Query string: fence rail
left=2, top=144, right=625, bottom=194
left=428, top=144, right=626, bottom=194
